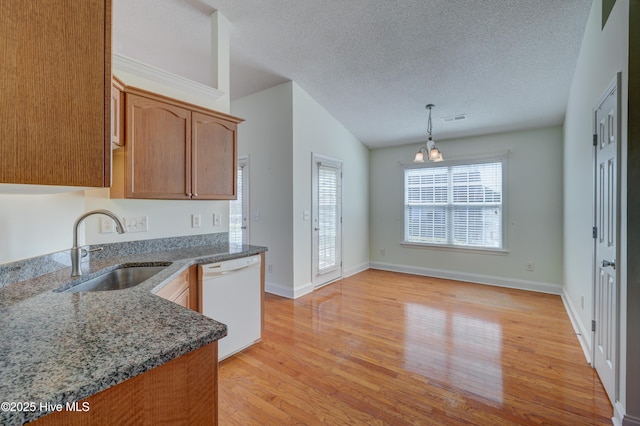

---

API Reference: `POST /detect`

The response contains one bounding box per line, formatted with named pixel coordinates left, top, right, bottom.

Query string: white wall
left=291, top=83, right=370, bottom=292
left=83, top=189, right=229, bottom=244
left=232, top=82, right=370, bottom=298
left=370, top=127, right=564, bottom=293
left=232, top=83, right=295, bottom=292
left=563, top=0, right=630, bottom=421
left=0, top=191, right=84, bottom=263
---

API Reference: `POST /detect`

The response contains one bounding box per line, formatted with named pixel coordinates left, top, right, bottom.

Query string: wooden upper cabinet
left=0, top=0, right=111, bottom=187
left=111, top=88, right=243, bottom=200
left=192, top=112, right=237, bottom=199
left=111, top=79, right=124, bottom=147
left=115, top=93, right=191, bottom=199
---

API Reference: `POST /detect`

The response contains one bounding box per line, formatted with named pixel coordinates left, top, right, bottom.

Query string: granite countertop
left=0, top=235, right=266, bottom=425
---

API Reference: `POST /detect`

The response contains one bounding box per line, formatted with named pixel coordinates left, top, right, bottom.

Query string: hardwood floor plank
left=219, top=270, right=612, bottom=425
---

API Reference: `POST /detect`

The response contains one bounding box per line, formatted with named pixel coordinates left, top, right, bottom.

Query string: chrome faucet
left=71, top=209, right=126, bottom=277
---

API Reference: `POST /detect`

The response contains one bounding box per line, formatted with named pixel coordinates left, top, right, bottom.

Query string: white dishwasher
left=199, top=255, right=262, bottom=361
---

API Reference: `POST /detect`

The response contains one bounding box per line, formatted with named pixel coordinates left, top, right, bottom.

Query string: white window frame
left=229, top=155, right=249, bottom=245
left=312, top=153, right=343, bottom=287
left=402, top=154, right=508, bottom=253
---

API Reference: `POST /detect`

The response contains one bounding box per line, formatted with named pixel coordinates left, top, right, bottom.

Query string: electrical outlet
left=581, top=295, right=585, bottom=310
left=123, top=216, right=148, bottom=233
left=253, top=211, right=261, bottom=222
left=192, top=213, right=201, bottom=228
left=100, top=217, right=115, bottom=234
left=526, top=262, right=535, bottom=272
left=380, top=248, right=385, bottom=255
left=267, top=264, right=273, bottom=273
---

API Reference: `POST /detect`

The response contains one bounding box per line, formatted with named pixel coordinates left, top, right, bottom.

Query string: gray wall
left=369, top=126, right=564, bottom=293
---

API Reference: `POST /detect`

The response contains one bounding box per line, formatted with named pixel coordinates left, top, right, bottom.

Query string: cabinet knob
left=193, top=193, right=198, bottom=197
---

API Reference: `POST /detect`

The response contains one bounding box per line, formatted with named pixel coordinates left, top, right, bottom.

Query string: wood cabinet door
left=110, top=83, right=124, bottom=147
left=0, top=0, right=111, bottom=187
left=191, top=111, right=237, bottom=200
left=125, top=94, right=191, bottom=199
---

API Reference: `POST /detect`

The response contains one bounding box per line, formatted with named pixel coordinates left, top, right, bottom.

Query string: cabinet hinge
left=592, top=320, right=596, bottom=332
left=593, top=227, right=598, bottom=239
left=593, top=134, right=597, bottom=147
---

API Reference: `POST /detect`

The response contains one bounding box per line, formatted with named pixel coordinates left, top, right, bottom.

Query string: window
left=404, top=158, right=504, bottom=250
left=229, top=156, right=248, bottom=245
left=312, top=153, right=343, bottom=286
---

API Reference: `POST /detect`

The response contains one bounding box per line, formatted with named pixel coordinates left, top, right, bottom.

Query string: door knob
left=601, top=259, right=616, bottom=270
left=314, top=227, right=319, bottom=231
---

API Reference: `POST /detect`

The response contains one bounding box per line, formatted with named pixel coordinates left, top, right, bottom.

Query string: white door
left=593, top=74, right=620, bottom=404
left=312, top=154, right=343, bottom=287
left=229, top=156, right=249, bottom=245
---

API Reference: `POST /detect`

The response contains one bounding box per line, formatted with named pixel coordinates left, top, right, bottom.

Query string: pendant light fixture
left=414, top=104, right=444, bottom=162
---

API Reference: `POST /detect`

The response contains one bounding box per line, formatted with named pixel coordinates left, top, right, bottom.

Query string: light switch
left=192, top=213, right=201, bottom=228
left=303, top=210, right=310, bottom=220
left=123, top=216, right=148, bottom=233
left=213, top=213, right=221, bottom=226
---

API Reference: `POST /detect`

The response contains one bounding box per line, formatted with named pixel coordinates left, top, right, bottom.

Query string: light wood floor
left=218, top=269, right=612, bottom=425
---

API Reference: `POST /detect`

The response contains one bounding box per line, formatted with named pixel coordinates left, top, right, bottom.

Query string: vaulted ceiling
left=113, top=0, right=592, bottom=149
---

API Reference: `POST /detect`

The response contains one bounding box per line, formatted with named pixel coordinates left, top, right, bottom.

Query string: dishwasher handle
left=199, top=255, right=261, bottom=277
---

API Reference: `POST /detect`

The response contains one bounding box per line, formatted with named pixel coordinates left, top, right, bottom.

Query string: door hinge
left=592, top=226, right=598, bottom=239
left=592, top=320, right=596, bottom=332
left=593, top=134, right=597, bottom=146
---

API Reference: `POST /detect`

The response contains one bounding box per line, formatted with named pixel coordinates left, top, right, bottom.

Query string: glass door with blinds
left=229, top=156, right=249, bottom=245
left=312, top=153, right=343, bottom=287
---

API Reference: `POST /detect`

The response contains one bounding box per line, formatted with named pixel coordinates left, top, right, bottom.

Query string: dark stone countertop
left=0, top=239, right=266, bottom=425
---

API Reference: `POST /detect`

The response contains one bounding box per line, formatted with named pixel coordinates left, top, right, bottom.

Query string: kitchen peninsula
left=0, top=234, right=266, bottom=425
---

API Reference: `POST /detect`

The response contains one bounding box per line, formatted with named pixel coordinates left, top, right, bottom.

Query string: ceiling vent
left=442, top=114, right=467, bottom=123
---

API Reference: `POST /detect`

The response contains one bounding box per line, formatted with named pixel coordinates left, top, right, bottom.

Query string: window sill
left=401, top=241, right=508, bottom=255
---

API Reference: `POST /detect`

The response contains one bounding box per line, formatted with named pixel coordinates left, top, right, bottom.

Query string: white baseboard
left=613, top=401, right=625, bottom=426
left=561, top=289, right=593, bottom=365
left=621, top=404, right=640, bottom=426
left=265, top=262, right=369, bottom=300
left=344, top=261, right=370, bottom=278
left=293, top=282, right=314, bottom=299
left=265, top=280, right=314, bottom=299
left=369, top=261, right=562, bottom=295
left=264, top=281, right=293, bottom=299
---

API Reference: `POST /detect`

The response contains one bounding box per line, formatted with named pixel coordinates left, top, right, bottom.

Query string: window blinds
left=229, top=165, right=243, bottom=245
left=317, top=164, right=339, bottom=272
left=404, top=161, right=503, bottom=249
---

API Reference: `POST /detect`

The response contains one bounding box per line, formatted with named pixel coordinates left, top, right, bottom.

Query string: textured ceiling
left=113, top=0, right=592, bottom=149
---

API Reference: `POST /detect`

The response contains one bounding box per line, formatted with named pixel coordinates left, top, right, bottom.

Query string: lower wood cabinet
left=155, top=265, right=198, bottom=311
left=31, top=341, right=218, bottom=425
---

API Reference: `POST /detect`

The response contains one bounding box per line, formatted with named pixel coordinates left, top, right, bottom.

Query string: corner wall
left=232, top=83, right=295, bottom=294
left=291, top=83, right=370, bottom=294
left=625, top=0, right=640, bottom=423
left=231, top=82, right=370, bottom=298
left=562, top=0, right=631, bottom=422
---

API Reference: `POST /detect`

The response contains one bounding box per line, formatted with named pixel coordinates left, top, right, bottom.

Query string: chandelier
left=414, top=104, right=443, bottom=162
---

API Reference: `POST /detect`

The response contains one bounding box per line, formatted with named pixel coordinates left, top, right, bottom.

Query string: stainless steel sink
left=64, top=265, right=168, bottom=293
